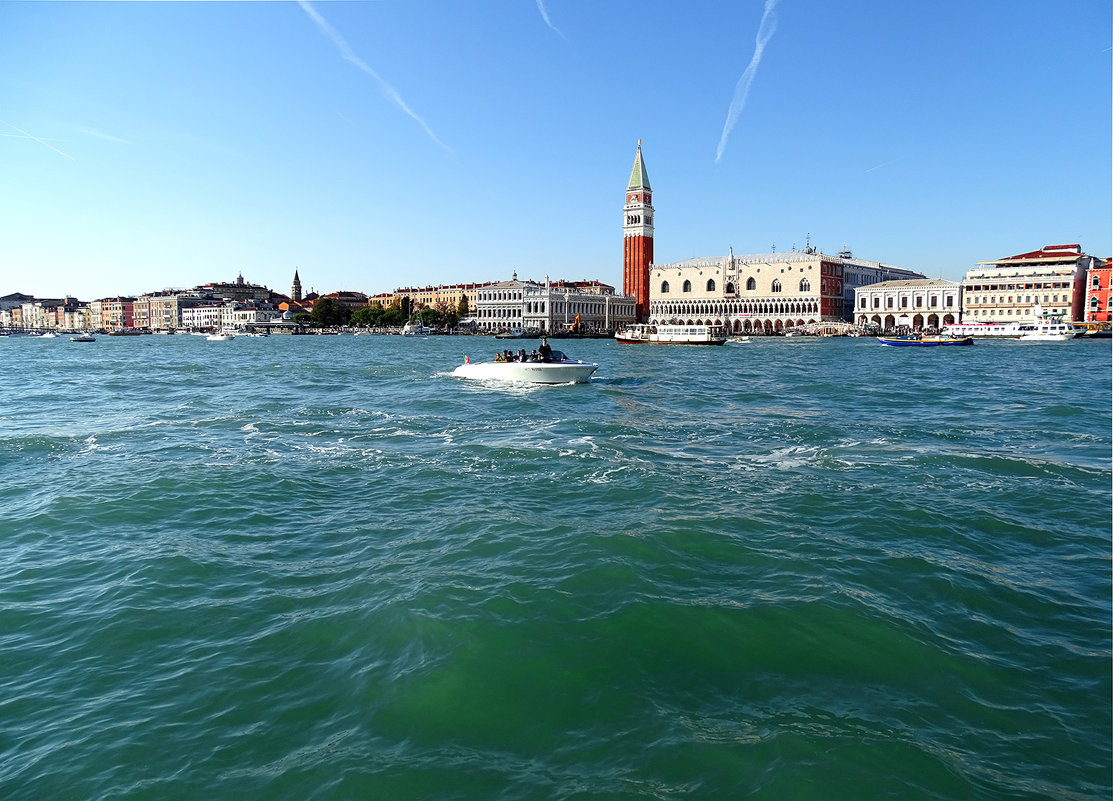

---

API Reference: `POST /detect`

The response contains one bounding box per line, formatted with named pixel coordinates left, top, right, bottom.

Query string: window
left=915, top=296, right=923, bottom=308
left=771, top=280, right=782, bottom=293
left=706, top=279, right=716, bottom=292
left=725, top=282, right=735, bottom=294
left=886, top=297, right=893, bottom=308
left=661, top=281, right=670, bottom=293
left=682, top=280, right=692, bottom=293
left=860, top=297, right=867, bottom=308
left=800, top=278, right=810, bottom=292
left=746, top=277, right=756, bottom=291
left=873, top=297, right=880, bottom=309
left=901, top=297, right=908, bottom=308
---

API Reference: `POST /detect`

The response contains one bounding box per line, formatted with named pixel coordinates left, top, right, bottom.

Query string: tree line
left=297, top=295, right=470, bottom=329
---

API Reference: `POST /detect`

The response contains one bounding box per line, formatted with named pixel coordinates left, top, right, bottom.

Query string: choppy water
left=1, top=333, right=1109, bottom=800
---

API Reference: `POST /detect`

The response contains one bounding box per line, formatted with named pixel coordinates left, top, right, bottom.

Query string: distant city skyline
left=2, top=1, right=1109, bottom=301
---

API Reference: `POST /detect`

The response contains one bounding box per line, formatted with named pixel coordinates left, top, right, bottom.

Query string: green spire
left=627, top=139, right=650, bottom=191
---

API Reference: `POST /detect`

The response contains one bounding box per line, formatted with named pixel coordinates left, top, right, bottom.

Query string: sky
left=2, top=0, right=1110, bottom=301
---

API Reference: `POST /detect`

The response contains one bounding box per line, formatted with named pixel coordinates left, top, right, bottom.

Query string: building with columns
left=853, top=278, right=961, bottom=331
left=622, top=141, right=653, bottom=322
left=627, top=143, right=924, bottom=334
left=472, top=273, right=636, bottom=333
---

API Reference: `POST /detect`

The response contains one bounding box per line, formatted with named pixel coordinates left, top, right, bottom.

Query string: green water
left=1, top=334, right=1109, bottom=800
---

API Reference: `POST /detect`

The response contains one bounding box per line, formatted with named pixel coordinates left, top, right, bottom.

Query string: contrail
left=3, top=120, right=75, bottom=160
left=298, top=0, right=453, bottom=155
left=715, top=0, right=781, bottom=163
left=536, top=1, right=565, bottom=38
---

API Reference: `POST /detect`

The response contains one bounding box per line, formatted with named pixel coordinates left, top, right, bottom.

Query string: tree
left=311, top=297, right=349, bottom=327
left=457, top=294, right=469, bottom=320
left=400, top=295, right=412, bottom=320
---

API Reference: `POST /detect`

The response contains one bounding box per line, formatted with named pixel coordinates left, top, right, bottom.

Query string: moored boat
left=452, top=350, right=597, bottom=384
left=877, top=335, right=973, bottom=347
left=945, top=304, right=1078, bottom=340
left=615, top=323, right=727, bottom=345
left=70, top=333, right=96, bottom=342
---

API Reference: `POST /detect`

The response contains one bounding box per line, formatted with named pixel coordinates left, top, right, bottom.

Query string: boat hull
left=878, top=336, right=973, bottom=347
left=452, top=360, right=597, bottom=384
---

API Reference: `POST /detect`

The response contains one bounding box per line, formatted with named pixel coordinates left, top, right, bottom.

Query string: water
left=1, top=333, right=1109, bottom=800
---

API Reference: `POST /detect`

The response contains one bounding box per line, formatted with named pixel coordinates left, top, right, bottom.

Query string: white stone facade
left=853, top=278, right=961, bottom=331
left=473, top=276, right=637, bottom=333
left=650, top=249, right=925, bottom=334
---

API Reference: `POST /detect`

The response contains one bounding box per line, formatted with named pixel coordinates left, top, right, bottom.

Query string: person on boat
left=494, top=351, right=504, bottom=362
left=529, top=349, right=539, bottom=361
left=538, top=338, right=553, bottom=362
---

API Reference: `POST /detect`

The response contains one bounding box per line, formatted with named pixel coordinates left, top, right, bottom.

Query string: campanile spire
left=623, top=140, right=654, bottom=322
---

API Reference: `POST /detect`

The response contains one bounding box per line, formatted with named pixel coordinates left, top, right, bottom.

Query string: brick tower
left=291, top=269, right=303, bottom=302
left=623, top=140, right=654, bottom=322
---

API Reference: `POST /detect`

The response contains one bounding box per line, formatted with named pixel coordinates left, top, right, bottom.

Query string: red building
left=622, top=140, right=653, bottom=322
left=1085, top=258, right=1111, bottom=323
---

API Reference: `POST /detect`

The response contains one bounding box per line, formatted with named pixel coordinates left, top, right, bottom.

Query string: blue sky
left=2, top=0, right=1109, bottom=301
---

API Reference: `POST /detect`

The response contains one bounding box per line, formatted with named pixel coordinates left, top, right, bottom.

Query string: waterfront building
left=317, top=291, right=369, bottom=312
left=623, top=140, right=653, bottom=322
left=221, top=300, right=282, bottom=330
left=649, top=246, right=924, bottom=334
left=960, top=244, right=1094, bottom=324
left=522, top=278, right=635, bottom=333
left=98, top=297, right=136, bottom=330
left=473, top=273, right=636, bottom=333
left=181, top=302, right=228, bottom=331
left=385, top=282, right=496, bottom=316
left=853, top=278, right=961, bottom=331
left=838, top=247, right=927, bottom=316
left=195, top=273, right=269, bottom=302
left=1084, top=258, right=1111, bottom=324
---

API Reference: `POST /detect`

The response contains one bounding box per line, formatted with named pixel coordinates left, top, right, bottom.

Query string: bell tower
left=623, top=140, right=654, bottom=322
left=291, top=268, right=303, bottom=302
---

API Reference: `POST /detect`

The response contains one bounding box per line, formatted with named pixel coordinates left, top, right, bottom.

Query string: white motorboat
left=402, top=322, right=433, bottom=336
left=452, top=351, right=597, bottom=384
left=1019, top=330, right=1075, bottom=341
left=726, top=336, right=750, bottom=343
left=615, top=323, right=727, bottom=345
left=207, top=332, right=235, bottom=341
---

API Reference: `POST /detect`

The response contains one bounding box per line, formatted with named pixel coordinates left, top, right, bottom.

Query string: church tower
left=291, top=269, right=303, bottom=302
left=623, top=140, right=654, bottom=322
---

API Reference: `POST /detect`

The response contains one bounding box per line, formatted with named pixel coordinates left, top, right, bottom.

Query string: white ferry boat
left=945, top=305, right=1078, bottom=340
left=615, top=323, right=727, bottom=345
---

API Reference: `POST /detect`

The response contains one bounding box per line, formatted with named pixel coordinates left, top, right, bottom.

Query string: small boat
left=726, top=336, right=750, bottom=343
left=207, top=332, right=235, bottom=341
left=452, top=351, right=597, bottom=384
left=402, top=322, right=433, bottom=337
left=615, top=323, right=727, bottom=345
left=877, top=335, right=973, bottom=347
left=107, top=328, right=143, bottom=336
left=39, top=332, right=58, bottom=338
left=494, top=327, right=524, bottom=339
left=1019, top=330, right=1074, bottom=341
left=70, top=333, right=96, bottom=342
